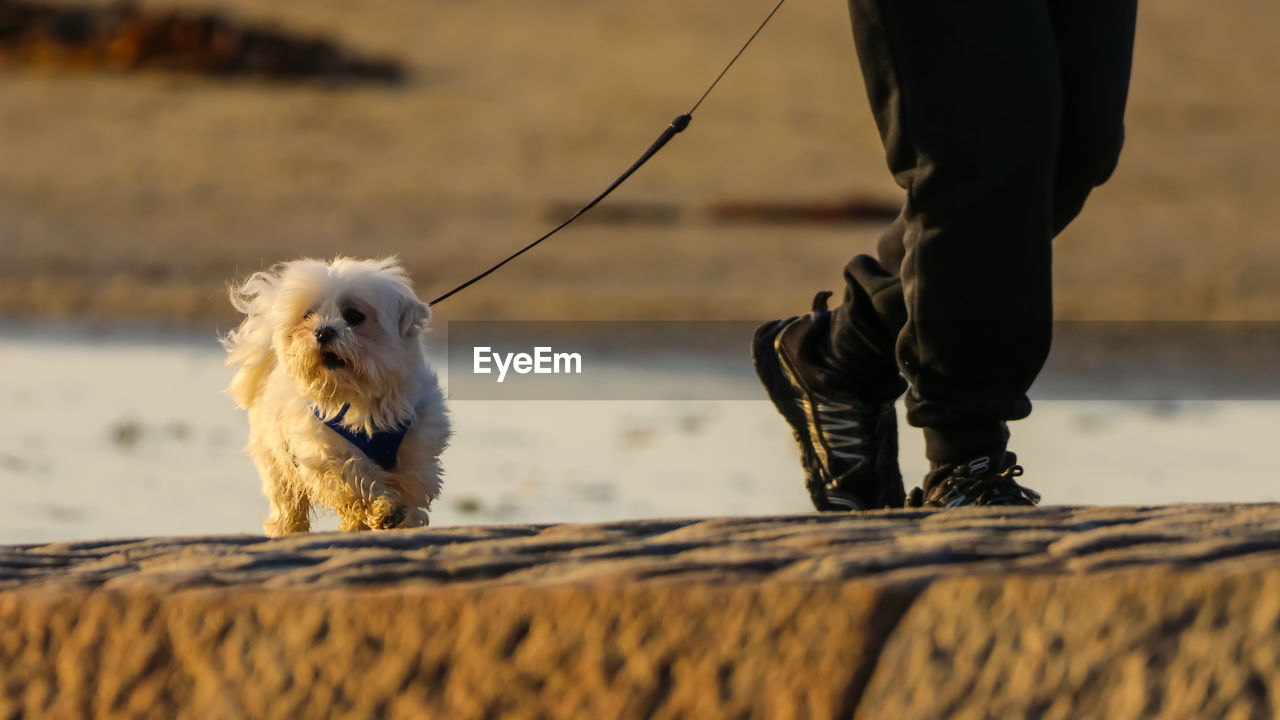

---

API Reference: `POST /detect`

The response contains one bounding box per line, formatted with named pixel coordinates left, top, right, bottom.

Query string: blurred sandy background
left=0, top=0, right=1276, bottom=326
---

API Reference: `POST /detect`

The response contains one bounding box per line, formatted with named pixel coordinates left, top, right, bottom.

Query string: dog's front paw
left=366, top=496, right=407, bottom=530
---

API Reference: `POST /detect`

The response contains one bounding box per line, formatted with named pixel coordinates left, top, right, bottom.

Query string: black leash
left=428, top=0, right=787, bottom=307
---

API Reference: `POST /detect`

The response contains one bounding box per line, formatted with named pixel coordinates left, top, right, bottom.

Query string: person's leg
left=831, top=1, right=1137, bottom=376
left=826, top=215, right=906, bottom=393
left=833, top=0, right=1061, bottom=466
left=1048, top=0, right=1138, bottom=234
left=759, top=0, right=1135, bottom=509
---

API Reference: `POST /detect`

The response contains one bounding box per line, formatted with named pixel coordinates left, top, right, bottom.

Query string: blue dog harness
left=311, top=404, right=409, bottom=471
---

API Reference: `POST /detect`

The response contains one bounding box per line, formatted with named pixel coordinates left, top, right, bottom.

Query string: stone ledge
left=3, top=505, right=1280, bottom=718
left=860, top=571, right=1280, bottom=719
left=7, top=504, right=1280, bottom=591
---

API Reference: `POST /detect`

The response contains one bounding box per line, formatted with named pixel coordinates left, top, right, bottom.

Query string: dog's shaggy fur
left=222, top=257, right=449, bottom=535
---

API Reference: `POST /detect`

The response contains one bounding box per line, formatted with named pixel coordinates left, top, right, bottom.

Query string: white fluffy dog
left=222, top=257, right=450, bottom=536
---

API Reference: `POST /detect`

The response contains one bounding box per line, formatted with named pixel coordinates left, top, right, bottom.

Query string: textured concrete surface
left=858, top=572, right=1280, bottom=720
left=4, top=504, right=1280, bottom=718
left=0, top=584, right=912, bottom=719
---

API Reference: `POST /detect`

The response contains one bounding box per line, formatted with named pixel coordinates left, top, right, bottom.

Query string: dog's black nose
left=315, top=326, right=337, bottom=345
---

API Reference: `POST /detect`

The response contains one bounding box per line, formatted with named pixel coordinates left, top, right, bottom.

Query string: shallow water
left=1, top=325, right=1277, bottom=544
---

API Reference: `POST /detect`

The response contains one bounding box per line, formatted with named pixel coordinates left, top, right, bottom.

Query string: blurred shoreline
left=2, top=321, right=1279, bottom=544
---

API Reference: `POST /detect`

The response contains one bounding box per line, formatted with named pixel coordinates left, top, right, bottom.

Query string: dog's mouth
left=320, top=351, right=347, bottom=370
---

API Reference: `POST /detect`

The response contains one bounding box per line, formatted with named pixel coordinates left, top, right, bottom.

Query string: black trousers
left=828, top=0, right=1138, bottom=463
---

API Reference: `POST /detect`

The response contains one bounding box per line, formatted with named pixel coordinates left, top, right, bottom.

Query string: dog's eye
left=342, top=308, right=366, bottom=327
left=303, top=310, right=315, bottom=321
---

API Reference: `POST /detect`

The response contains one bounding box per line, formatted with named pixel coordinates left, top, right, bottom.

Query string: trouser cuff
left=802, top=305, right=906, bottom=403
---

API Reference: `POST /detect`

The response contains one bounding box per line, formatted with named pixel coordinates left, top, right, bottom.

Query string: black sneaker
left=908, top=451, right=1040, bottom=508
left=752, top=292, right=905, bottom=511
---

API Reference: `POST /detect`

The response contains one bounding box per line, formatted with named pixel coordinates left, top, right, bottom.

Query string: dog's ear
left=221, top=269, right=281, bottom=408
left=399, top=298, right=431, bottom=337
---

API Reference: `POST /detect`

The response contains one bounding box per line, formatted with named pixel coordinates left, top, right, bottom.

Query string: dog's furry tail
left=221, top=270, right=280, bottom=408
